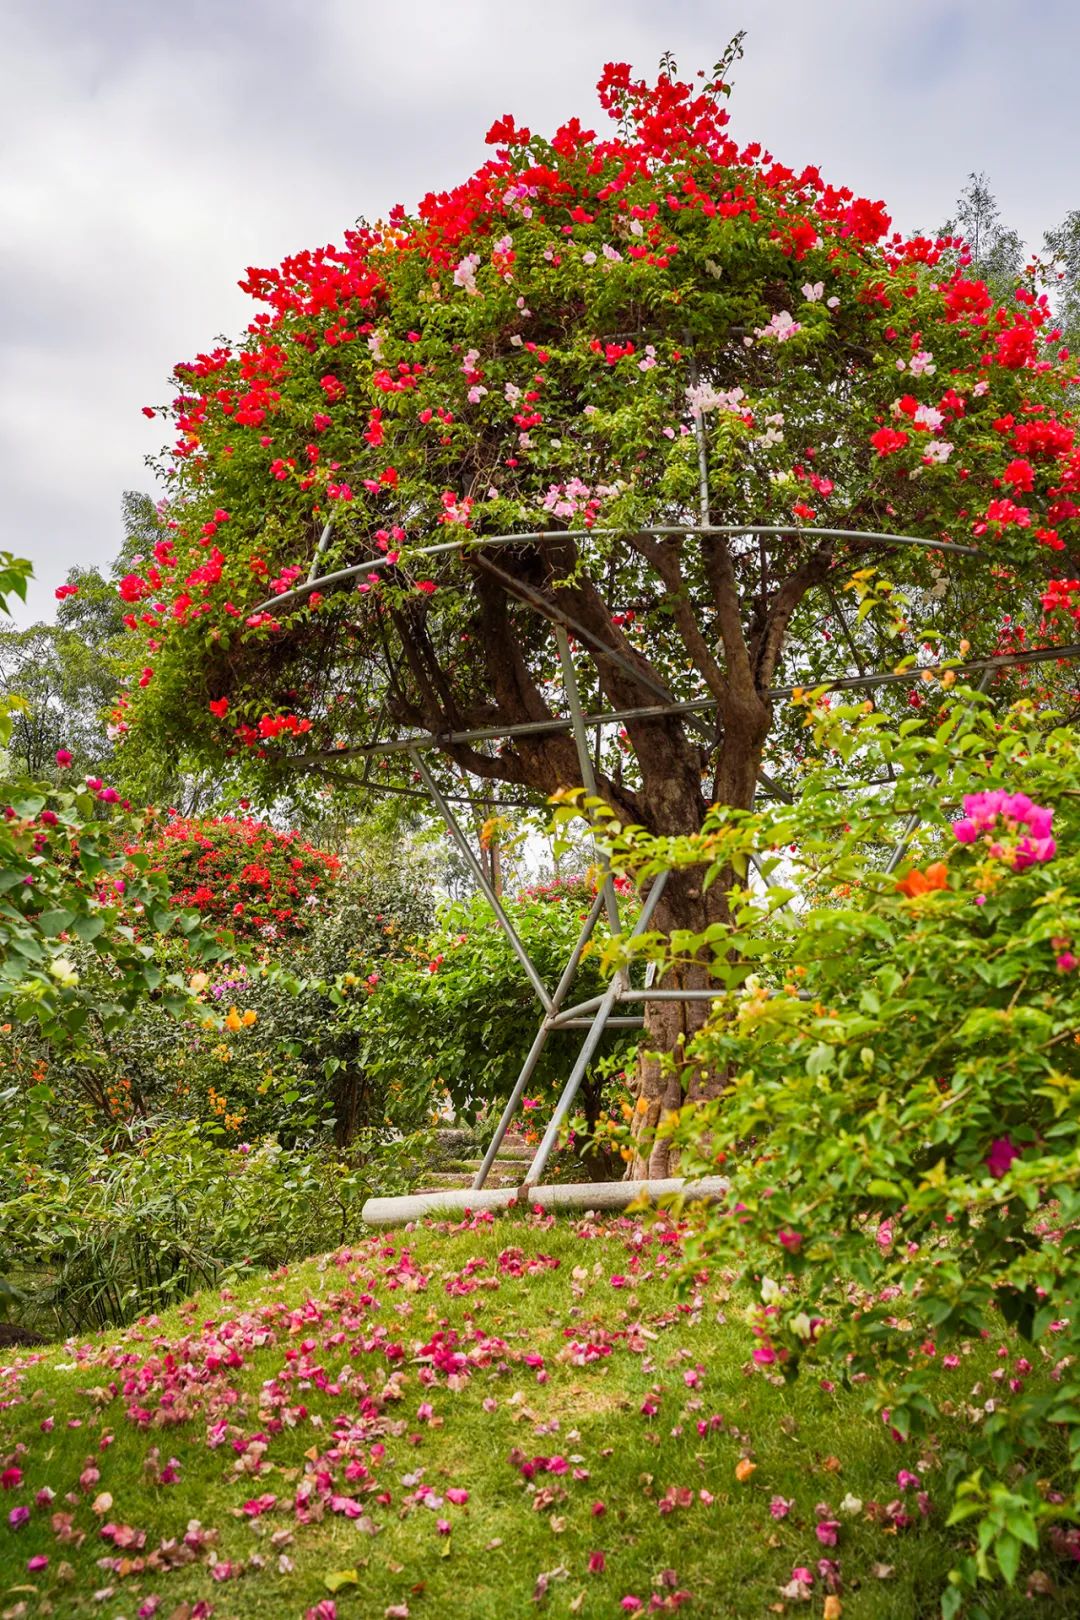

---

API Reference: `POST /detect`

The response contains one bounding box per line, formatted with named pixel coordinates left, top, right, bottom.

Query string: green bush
left=0, top=1116, right=428, bottom=1336
left=579, top=695, right=1080, bottom=1607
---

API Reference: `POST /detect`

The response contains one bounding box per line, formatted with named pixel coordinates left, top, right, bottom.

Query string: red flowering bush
left=130, top=814, right=340, bottom=942
left=119, top=50, right=1080, bottom=1166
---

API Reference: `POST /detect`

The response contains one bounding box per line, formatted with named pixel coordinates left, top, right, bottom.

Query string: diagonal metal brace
left=520, top=868, right=670, bottom=1191
left=471, top=886, right=608, bottom=1190
left=408, top=748, right=554, bottom=1013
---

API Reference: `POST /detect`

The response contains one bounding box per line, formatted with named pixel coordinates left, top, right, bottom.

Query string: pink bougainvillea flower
left=779, top=1566, right=815, bottom=1600
left=588, top=1551, right=606, bottom=1573
left=26, top=1554, right=48, bottom=1572
left=769, top=1495, right=793, bottom=1519
left=55, top=749, right=73, bottom=768
left=777, top=1228, right=803, bottom=1253
left=620, top=1599, right=643, bottom=1614
left=985, top=1137, right=1021, bottom=1178
left=0, top=1469, right=21, bottom=1490
left=8, top=1506, right=30, bottom=1529
left=55, top=584, right=79, bottom=600
left=815, top=1519, right=840, bottom=1546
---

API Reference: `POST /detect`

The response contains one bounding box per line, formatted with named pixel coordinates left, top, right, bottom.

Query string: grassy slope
left=0, top=1211, right=1066, bottom=1620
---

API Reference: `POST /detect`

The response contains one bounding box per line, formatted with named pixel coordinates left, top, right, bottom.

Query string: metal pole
left=563, top=1017, right=644, bottom=1027
left=409, top=749, right=554, bottom=1014
left=618, top=988, right=723, bottom=1002
left=471, top=887, right=607, bottom=1190
left=291, top=643, right=1080, bottom=766
left=522, top=870, right=670, bottom=1189
left=255, top=524, right=980, bottom=614
left=547, top=992, right=606, bottom=1026
left=687, top=349, right=713, bottom=530
left=306, top=519, right=335, bottom=583
left=554, top=624, right=623, bottom=935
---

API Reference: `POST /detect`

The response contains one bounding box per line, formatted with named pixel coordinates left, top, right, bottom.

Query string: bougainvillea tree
left=122, top=54, right=1080, bottom=1172
left=127, top=813, right=340, bottom=943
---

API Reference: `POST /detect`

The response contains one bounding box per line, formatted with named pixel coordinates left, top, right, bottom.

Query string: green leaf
left=994, top=1530, right=1020, bottom=1586
left=71, top=914, right=105, bottom=943
left=36, top=910, right=76, bottom=937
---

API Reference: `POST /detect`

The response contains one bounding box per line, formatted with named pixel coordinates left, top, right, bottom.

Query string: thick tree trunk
left=627, top=703, right=769, bottom=1178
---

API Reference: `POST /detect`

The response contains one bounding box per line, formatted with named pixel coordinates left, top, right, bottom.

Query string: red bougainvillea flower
left=116, top=50, right=1080, bottom=847
left=125, top=813, right=340, bottom=943
left=54, top=583, right=79, bottom=600
left=54, top=749, right=73, bottom=768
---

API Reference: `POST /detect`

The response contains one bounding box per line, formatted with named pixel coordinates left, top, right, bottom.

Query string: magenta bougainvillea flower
left=985, top=1137, right=1022, bottom=1178
left=953, top=791, right=1056, bottom=869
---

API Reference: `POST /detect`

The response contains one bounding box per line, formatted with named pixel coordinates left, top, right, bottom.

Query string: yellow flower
left=241, top=1009, right=257, bottom=1027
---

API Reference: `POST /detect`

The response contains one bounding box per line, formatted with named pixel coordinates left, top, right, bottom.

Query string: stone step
left=439, top=1157, right=531, bottom=1176
left=415, top=1170, right=522, bottom=1188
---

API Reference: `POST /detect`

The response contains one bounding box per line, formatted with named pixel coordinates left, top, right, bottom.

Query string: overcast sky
left=2, top=0, right=1078, bottom=624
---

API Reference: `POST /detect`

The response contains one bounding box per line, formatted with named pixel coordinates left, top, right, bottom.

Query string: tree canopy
left=114, top=54, right=1080, bottom=1154
left=121, top=57, right=1078, bottom=819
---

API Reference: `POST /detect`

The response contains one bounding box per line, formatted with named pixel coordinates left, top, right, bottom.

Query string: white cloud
left=1, top=0, right=1077, bottom=621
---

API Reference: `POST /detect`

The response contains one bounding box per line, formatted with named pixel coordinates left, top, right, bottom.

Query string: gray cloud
left=2, top=0, right=1077, bottom=621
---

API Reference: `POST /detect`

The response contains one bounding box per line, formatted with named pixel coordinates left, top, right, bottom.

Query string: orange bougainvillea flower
left=895, top=861, right=949, bottom=898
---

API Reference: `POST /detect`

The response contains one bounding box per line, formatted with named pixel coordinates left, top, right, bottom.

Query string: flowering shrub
left=118, top=51, right=1080, bottom=1162
left=129, top=813, right=341, bottom=942
left=121, top=56, right=1080, bottom=788
left=576, top=695, right=1080, bottom=1604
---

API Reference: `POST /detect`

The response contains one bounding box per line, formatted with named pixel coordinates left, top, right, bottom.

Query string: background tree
left=939, top=171, right=1023, bottom=296
left=0, top=566, right=122, bottom=779
left=119, top=56, right=1080, bottom=1174
left=1044, top=207, right=1080, bottom=356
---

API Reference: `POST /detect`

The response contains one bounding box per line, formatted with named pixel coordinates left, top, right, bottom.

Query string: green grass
left=0, top=1211, right=1070, bottom=1619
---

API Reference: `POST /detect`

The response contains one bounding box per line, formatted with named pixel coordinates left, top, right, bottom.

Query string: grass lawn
left=0, top=1207, right=1070, bottom=1619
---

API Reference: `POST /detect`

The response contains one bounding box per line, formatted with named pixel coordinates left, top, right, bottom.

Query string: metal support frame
left=514, top=870, right=670, bottom=1191
left=290, top=640, right=1080, bottom=767
left=254, top=514, right=1080, bottom=1217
